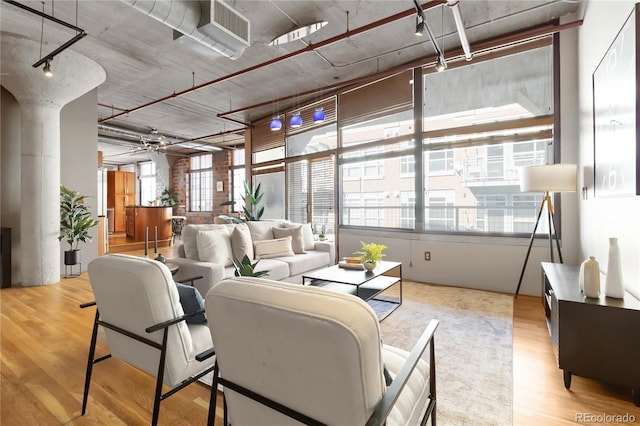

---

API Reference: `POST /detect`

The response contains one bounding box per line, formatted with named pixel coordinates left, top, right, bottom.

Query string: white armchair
left=82, top=254, right=216, bottom=425
left=205, top=277, right=438, bottom=426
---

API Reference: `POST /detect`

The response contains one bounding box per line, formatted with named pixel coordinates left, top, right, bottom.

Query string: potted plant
left=355, top=241, right=388, bottom=271
left=59, top=185, right=99, bottom=266
left=220, top=181, right=265, bottom=221
left=159, top=188, right=177, bottom=207
left=231, top=255, right=269, bottom=278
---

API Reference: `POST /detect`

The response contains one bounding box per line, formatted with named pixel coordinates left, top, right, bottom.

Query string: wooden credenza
left=125, top=206, right=172, bottom=242
left=107, top=171, right=135, bottom=233
left=541, top=262, right=640, bottom=406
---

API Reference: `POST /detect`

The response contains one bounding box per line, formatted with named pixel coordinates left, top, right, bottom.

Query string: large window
left=340, top=109, right=415, bottom=229
left=248, top=40, right=556, bottom=237
left=420, top=43, right=554, bottom=235
left=139, top=162, right=156, bottom=206
left=230, top=148, right=245, bottom=213
left=189, top=154, right=213, bottom=212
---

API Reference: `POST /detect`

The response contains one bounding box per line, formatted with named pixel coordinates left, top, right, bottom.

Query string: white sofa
left=169, top=221, right=335, bottom=296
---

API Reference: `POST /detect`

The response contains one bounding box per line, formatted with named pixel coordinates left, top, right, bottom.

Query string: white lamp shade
left=519, top=164, right=577, bottom=193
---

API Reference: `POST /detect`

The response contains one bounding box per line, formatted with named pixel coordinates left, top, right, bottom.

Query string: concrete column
left=1, top=35, right=105, bottom=285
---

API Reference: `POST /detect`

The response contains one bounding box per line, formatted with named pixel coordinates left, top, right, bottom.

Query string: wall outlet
left=424, top=251, right=431, bottom=261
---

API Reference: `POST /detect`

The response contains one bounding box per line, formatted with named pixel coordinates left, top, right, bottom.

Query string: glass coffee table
left=302, top=261, right=402, bottom=321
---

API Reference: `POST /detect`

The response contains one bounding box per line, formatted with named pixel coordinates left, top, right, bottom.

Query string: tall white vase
left=605, top=238, right=625, bottom=299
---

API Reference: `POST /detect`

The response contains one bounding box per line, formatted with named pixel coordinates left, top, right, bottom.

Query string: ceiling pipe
left=120, top=0, right=242, bottom=59
left=446, top=0, right=472, bottom=61
left=99, top=0, right=444, bottom=124
left=218, top=18, right=582, bottom=120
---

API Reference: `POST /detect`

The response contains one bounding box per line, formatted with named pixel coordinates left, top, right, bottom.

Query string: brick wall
left=171, top=151, right=231, bottom=224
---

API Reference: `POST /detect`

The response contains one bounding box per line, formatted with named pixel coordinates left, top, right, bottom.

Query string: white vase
left=605, top=238, right=625, bottom=299
left=363, top=261, right=376, bottom=271
left=580, top=256, right=600, bottom=298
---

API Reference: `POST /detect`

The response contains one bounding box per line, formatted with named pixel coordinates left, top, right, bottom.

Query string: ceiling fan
left=132, top=128, right=167, bottom=153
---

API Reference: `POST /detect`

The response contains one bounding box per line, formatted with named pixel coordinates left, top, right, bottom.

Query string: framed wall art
left=593, top=4, right=640, bottom=197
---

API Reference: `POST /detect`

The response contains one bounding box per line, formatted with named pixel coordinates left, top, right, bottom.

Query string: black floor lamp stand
left=515, top=192, right=563, bottom=297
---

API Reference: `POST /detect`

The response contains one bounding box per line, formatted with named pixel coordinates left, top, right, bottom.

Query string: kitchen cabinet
left=107, top=171, right=135, bottom=233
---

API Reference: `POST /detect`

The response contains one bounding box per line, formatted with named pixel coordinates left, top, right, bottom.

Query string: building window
left=400, top=191, right=415, bottom=229
left=425, top=190, right=455, bottom=231
left=427, top=150, right=454, bottom=175
left=189, top=154, right=213, bottom=212
left=139, top=162, right=156, bottom=206
left=230, top=148, right=245, bottom=213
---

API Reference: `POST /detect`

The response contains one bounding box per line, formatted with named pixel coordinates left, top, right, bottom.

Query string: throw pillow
left=231, top=225, right=254, bottom=261
left=247, top=221, right=276, bottom=242
left=272, top=226, right=306, bottom=254
left=254, top=236, right=295, bottom=259
left=283, top=222, right=315, bottom=250
left=196, top=228, right=233, bottom=266
left=175, top=282, right=207, bottom=324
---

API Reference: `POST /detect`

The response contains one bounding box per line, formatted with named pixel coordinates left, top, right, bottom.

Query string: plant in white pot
left=59, top=185, right=99, bottom=266
left=355, top=241, right=388, bottom=271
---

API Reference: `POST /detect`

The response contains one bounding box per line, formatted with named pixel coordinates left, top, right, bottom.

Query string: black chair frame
left=207, top=319, right=439, bottom=426
left=80, top=276, right=215, bottom=425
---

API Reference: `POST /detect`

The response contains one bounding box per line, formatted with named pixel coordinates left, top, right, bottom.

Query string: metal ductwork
left=121, top=0, right=250, bottom=60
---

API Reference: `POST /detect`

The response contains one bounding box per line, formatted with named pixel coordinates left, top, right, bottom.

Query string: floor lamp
left=515, top=164, right=577, bottom=296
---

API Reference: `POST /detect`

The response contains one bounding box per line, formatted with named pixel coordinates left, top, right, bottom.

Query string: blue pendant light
left=313, top=108, right=325, bottom=123
left=290, top=112, right=303, bottom=128
left=270, top=116, right=282, bottom=131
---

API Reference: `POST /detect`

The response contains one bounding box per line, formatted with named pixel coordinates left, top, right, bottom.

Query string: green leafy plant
left=231, top=255, right=269, bottom=278
left=220, top=181, right=265, bottom=221
left=159, top=188, right=177, bottom=207
left=354, top=241, right=388, bottom=264
left=59, top=185, right=99, bottom=251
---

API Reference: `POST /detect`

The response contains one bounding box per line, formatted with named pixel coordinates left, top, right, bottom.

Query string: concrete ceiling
left=1, top=0, right=584, bottom=165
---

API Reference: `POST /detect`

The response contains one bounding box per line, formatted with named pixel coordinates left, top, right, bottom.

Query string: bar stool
left=171, top=216, right=186, bottom=244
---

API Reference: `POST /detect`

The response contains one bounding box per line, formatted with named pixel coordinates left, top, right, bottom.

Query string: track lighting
left=415, top=15, right=425, bottom=36
left=43, top=60, right=53, bottom=78
left=435, top=56, right=447, bottom=72
left=270, top=116, right=282, bottom=131
left=290, top=112, right=303, bottom=128
left=313, top=108, right=325, bottom=124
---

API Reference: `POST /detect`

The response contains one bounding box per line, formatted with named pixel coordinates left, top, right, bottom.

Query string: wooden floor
left=2, top=244, right=639, bottom=425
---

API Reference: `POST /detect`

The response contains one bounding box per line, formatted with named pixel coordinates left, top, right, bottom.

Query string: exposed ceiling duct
left=121, top=0, right=250, bottom=60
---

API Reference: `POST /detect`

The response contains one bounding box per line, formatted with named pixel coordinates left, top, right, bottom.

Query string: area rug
left=379, top=281, right=513, bottom=426
left=199, top=282, right=514, bottom=425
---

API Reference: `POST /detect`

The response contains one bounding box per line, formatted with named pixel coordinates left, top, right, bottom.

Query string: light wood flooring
left=2, top=243, right=639, bottom=425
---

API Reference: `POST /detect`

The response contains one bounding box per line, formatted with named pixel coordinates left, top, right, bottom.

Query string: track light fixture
left=412, top=0, right=448, bottom=72
left=43, top=60, right=53, bottom=78
left=415, top=15, right=425, bottom=36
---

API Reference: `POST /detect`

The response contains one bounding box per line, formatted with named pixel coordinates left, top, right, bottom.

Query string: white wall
left=338, top=227, right=574, bottom=296
left=60, top=89, right=100, bottom=273
left=577, top=0, right=640, bottom=299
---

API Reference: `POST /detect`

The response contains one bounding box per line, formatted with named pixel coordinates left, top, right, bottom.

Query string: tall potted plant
left=59, top=185, right=99, bottom=266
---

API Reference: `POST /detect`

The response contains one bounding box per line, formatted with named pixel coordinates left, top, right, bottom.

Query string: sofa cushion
left=247, top=221, right=277, bottom=242
left=254, top=237, right=295, bottom=259
left=283, top=222, right=315, bottom=251
left=231, top=224, right=254, bottom=261
left=272, top=226, right=306, bottom=254
left=274, top=250, right=330, bottom=276
left=197, top=228, right=233, bottom=266
left=182, top=224, right=232, bottom=260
